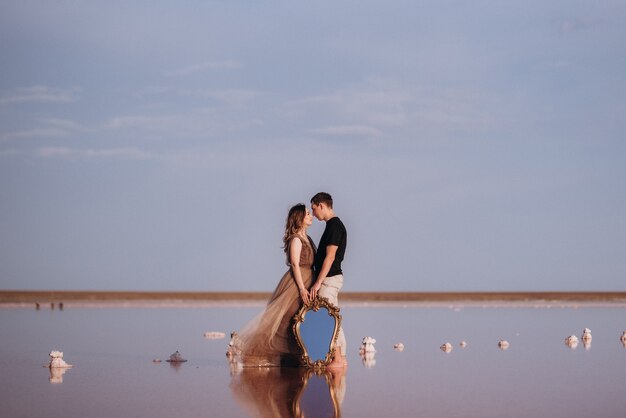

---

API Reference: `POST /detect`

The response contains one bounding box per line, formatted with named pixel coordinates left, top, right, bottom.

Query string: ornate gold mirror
left=293, top=296, right=342, bottom=369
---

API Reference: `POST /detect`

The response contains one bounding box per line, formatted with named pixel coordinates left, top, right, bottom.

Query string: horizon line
left=2, top=290, right=626, bottom=303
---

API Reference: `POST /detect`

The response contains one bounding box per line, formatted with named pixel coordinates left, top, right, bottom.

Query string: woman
left=230, top=203, right=316, bottom=367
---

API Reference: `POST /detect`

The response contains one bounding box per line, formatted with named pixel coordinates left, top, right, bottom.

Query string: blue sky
left=1, top=1, right=625, bottom=291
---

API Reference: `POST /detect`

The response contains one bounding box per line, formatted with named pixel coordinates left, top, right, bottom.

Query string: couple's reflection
left=230, top=366, right=345, bottom=418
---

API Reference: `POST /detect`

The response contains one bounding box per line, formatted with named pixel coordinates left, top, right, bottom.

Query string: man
left=310, top=192, right=347, bottom=368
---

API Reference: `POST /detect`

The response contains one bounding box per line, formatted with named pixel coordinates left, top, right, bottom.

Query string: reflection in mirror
left=229, top=366, right=345, bottom=418
left=293, top=296, right=342, bottom=369
left=300, top=307, right=334, bottom=363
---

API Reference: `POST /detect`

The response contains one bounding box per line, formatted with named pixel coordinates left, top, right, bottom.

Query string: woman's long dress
left=233, top=235, right=316, bottom=367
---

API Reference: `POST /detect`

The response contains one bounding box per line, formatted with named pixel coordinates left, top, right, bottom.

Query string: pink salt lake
left=1, top=301, right=625, bottom=417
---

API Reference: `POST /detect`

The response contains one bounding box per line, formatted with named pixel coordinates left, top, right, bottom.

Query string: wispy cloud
left=0, top=117, right=85, bottom=142
left=163, top=60, right=242, bottom=77
left=296, top=85, right=412, bottom=128
left=102, top=113, right=213, bottom=138
left=139, top=85, right=262, bottom=108
left=183, top=88, right=260, bottom=107
left=309, top=125, right=382, bottom=137
left=102, top=107, right=262, bottom=140
left=412, top=89, right=497, bottom=132
left=0, top=86, right=78, bottom=105
left=1, top=128, right=68, bottom=141
left=37, top=146, right=154, bottom=160
left=43, top=118, right=84, bottom=131
left=104, top=115, right=161, bottom=130
left=293, top=78, right=497, bottom=137
left=558, top=18, right=603, bottom=34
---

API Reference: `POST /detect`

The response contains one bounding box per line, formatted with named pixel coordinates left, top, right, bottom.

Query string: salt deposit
left=48, top=350, right=72, bottom=369
left=440, top=342, right=452, bottom=353
left=226, top=331, right=241, bottom=359
left=564, top=335, right=579, bottom=349
left=166, top=350, right=187, bottom=362
left=204, top=331, right=226, bottom=339
left=359, top=336, right=376, bottom=353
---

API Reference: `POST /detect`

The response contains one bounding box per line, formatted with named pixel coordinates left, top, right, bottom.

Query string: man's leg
left=318, top=275, right=347, bottom=359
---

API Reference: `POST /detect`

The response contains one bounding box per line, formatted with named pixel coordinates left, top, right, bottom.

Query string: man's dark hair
left=310, top=192, right=333, bottom=208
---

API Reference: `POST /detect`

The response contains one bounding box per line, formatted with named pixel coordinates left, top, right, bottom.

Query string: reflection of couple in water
left=229, top=192, right=348, bottom=369
left=230, top=366, right=346, bottom=418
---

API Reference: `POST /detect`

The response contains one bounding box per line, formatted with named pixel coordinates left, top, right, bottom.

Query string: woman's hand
left=299, top=287, right=310, bottom=304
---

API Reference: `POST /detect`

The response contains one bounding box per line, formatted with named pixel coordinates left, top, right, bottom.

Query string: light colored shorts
left=318, top=274, right=346, bottom=356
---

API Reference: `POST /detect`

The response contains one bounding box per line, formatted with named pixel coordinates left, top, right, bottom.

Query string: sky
left=1, top=0, right=625, bottom=292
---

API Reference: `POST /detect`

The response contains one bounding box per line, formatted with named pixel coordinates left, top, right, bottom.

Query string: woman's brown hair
left=282, top=203, right=306, bottom=253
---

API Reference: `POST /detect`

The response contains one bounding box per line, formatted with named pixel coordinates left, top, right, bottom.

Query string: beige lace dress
left=234, top=235, right=316, bottom=367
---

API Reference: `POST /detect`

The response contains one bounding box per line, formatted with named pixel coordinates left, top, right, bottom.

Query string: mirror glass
left=293, top=296, right=341, bottom=368
left=300, top=307, right=335, bottom=363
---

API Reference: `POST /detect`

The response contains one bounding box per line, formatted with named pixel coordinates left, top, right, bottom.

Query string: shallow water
left=1, top=303, right=625, bottom=417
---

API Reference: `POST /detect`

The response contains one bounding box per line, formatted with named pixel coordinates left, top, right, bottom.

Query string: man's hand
left=311, top=244, right=337, bottom=300
left=310, top=280, right=323, bottom=300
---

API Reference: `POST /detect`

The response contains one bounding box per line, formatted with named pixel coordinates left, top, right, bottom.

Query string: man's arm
left=310, top=245, right=338, bottom=299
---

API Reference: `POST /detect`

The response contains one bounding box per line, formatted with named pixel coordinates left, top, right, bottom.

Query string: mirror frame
left=293, top=296, right=342, bottom=369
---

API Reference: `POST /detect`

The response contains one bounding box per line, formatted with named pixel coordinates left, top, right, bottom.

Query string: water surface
left=1, top=303, right=624, bottom=417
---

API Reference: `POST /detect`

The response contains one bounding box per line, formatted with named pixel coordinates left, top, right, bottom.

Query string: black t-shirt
left=314, top=217, right=347, bottom=277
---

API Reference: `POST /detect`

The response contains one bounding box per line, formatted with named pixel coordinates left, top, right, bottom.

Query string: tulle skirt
left=234, top=267, right=313, bottom=367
